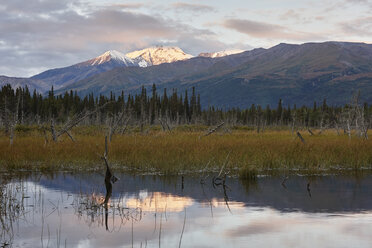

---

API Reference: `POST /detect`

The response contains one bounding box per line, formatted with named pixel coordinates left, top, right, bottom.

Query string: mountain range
left=1, top=42, right=372, bottom=107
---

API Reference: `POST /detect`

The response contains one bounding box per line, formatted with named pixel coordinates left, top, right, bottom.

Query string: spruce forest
left=1, top=84, right=371, bottom=133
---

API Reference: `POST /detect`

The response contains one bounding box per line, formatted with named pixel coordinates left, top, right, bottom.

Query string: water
left=1, top=172, right=372, bottom=247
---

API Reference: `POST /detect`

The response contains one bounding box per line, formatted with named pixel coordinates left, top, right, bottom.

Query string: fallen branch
left=307, top=129, right=314, bottom=136
left=66, top=130, right=75, bottom=142
left=296, top=131, right=306, bottom=144
left=201, top=122, right=224, bottom=138
left=53, top=102, right=112, bottom=142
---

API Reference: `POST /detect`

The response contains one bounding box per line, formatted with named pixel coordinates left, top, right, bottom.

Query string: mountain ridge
left=55, top=41, right=372, bottom=107
left=1, top=41, right=372, bottom=107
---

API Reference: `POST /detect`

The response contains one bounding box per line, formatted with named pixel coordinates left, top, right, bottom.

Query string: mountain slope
left=198, top=49, right=244, bottom=58
left=0, top=75, right=48, bottom=92
left=57, top=41, right=372, bottom=107
left=30, top=50, right=137, bottom=91
left=55, top=48, right=262, bottom=97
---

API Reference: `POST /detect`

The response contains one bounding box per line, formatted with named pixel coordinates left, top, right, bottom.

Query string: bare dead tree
left=120, top=116, right=131, bottom=135
left=334, top=115, right=341, bottom=135
left=291, top=111, right=296, bottom=135
left=9, top=125, right=14, bottom=146
left=339, top=92, right=369, bottom=140
left=158, top=118, right=172, bottom=132
left=8, top=94, right=21, bottom=146
left=108, top=110, right=129, bottom=141
left=51, top=102, right=112, bottom=142
left=39, top=125, right=49, bottom=146
left=1, top=96, right=10, bottom=135
left=352, top=92, right=369, bottom=139
left=50, top=119, right=57, bottom=142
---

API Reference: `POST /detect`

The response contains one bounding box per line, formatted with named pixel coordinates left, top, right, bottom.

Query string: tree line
left=0, top=84, right=371, bottom=134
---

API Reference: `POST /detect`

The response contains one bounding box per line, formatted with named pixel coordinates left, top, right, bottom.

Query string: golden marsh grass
left=0, top=127, right=371, bottom=175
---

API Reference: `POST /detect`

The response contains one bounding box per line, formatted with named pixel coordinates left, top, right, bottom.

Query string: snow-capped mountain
left=56, top=42, right=372, bottom=108
left=31, top=50, right=140, bottom=90
left=126, top=46, right=193, bottom=66
left=85, top=50, right=136, bottom=66
left=198, top=49, right=244, bottom=58
left=25, top=48, right=193, bottom=91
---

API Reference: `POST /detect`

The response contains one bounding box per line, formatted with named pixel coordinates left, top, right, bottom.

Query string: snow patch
left=199, top=49, right=245, bottom=58
left=89, top=50, right=135, bottom=66
left=126, top=46, right=193, bottom=66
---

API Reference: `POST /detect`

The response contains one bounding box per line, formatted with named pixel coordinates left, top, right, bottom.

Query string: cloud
left=171, top=2, right=216, bottom=13
left=222, top=18, right=325, bottom=41
left=344, top=0, right=369, bottom=3
left=2, top=0, right=73, bottom=14
left=279, top=9, right=301, bottom=21
left=339, top=17, right=372, bottom=37
left=0, top=0, right=227, bottom=77
left=224, top=221, right=281, bottom=237
left=111, top=3, right=144, bottom=9
left=223, top=19, right=283, bottom=38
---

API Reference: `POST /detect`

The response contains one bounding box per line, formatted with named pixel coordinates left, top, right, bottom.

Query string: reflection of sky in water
left=2, top=175, right=372, bottom=248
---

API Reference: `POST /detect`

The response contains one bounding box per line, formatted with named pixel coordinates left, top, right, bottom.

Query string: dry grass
left=0, top=127, right=371, bottom=175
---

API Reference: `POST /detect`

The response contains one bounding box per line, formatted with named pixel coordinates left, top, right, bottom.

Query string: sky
left=0, top=0, right=371, bottom=77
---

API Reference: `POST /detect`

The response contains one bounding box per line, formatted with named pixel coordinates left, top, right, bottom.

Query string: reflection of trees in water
left=239, top=177, right=258, bottom=194
left=0, top=179, right=26, bottom=247
left=73, top=191, right=143, bottom=232
left=0, top=175, right=144, bottom=247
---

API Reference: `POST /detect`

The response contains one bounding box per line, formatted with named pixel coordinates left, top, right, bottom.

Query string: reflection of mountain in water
left=32, top=172, right=372, bottom=213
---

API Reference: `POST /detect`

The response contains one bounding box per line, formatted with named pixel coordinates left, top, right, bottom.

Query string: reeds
left=0, top=127, right=371, bottom=176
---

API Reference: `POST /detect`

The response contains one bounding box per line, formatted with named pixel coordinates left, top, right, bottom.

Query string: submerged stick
left=281, top=176, right=289, bottom=189
left=178, top=208, right=186, bottom=248
left=307, top=182, right=311, bottom=198
left=101, top=136, right=118, bottom=185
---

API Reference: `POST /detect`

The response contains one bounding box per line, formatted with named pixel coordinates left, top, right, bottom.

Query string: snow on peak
left=89, top=50, right=135, bottom=66
left=125, top=46, right=193, bottom=66
left=198, top=49, right=245, bottom=58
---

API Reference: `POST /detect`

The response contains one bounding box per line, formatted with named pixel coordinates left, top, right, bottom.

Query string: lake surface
left=1, top=171, right=372, bottom=247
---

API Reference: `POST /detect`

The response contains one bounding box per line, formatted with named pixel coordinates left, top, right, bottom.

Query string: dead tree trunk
left=9, top=124, right=14, bottom=146
left=50, top=119, right=57, bottom=142
left=101, top=136, right=118, bottom=185
left=109, top=111, right=126, bottom=142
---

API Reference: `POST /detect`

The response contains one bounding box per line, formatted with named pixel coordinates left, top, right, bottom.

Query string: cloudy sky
left=1, top=0, right=371, bottom=77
